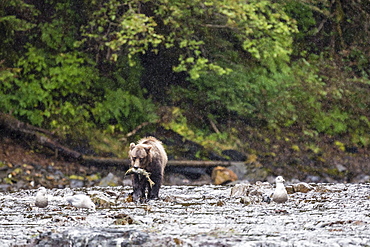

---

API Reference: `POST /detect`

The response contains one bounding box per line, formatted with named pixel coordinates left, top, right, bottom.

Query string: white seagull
left=272, top=176, right=288, bottom=203
left=66, top=194, right=96, bottom=211
left=35, top=187, right=48, bottom=208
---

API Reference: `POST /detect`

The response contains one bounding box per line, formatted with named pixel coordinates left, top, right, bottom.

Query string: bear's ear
left=144, top=146, right=152, bottom=154
left=129, top=143, right=136, bottom=150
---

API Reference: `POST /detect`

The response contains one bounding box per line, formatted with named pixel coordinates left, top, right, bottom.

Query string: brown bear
left=128, top=136, right=167, bottom=202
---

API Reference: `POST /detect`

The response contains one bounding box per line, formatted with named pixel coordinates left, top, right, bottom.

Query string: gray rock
left=228, top=163, right=248, bottom=180
left=99, top=172, right=122, bottom=187
left=31, top=228, right=149, bottom=247
left=70, top=179, right=84, bottom=188
left=240, top=196, right=252, bottom=205
left=292, top=182, right=314, bottom=193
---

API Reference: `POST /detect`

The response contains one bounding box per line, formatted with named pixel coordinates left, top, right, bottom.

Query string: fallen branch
left=0, top=113, right=246, bottom=169
left=0, top=113, right=82, bottom=160
left=208, top=117, right=220, bottom=134
left=81, top=156, right=245, bottom=169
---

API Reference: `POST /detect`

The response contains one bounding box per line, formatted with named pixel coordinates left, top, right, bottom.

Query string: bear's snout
left=132, top=157, right=141, bottom=169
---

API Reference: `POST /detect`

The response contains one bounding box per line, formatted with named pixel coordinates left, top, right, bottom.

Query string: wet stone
left=69, top=179, right=84, bottom=188
left=32, top=228, right=149, bottom=246
left=92, top=193, right=115, bottom=208
left=292, top=182, right=314, bottom=193
left=98, top=172, right=122, bottom=187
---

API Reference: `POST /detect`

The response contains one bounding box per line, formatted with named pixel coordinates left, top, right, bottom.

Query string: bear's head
left=129, top=143, right=152, bottom=169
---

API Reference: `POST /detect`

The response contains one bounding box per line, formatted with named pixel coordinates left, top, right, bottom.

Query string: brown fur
left=128, top=136, right=167, bottom=201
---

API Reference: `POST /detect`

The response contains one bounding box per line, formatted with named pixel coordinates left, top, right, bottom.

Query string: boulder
left=292, top=182, right=314, bottom=193
left=211, top=166, right=238, bottom=185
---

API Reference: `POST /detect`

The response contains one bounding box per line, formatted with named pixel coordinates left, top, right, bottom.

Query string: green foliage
left=171, top=58, right=323, bottom=129
left=80, top=0, right=297, bottom=78
left=313, top=108, right=349, bottom=135
left=1, top=46, right=97, bottom=129
left=90, top=55, right=158, bottom=133
left=281, top=0, right=317, bottom=55
left=40, top=19, right=75, bottom=52
left=0, top=0, right=38, bottom=66
left=0, top=0, right=157, bottom=136
left=170, top=54, right=369, bottom=141
left=1, top=46, right=156, bottom=134
left=92, top=88, right=157, bottom=133
left=282, top=0, right=370, bottom=77
left=0, top=0, right=38, bottom=33
left=342, top=47, right=370, bottom=78
left=1, top=0, right=370, bottom=151
left=79, top=0, right=164, bottom=64
left=0, top=14, right=36, bottom=32
left=163, top=107, right=238, bottom=154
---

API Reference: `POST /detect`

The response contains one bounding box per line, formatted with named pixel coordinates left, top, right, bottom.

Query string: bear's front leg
left=148, top=173, right=162, bottom=200
left=132, top=174, right=146, bottom=202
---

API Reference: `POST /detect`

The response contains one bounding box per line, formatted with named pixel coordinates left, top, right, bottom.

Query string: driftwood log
left=82, top=156, right=245, bottom=170
left=0, top=113, right=246, bottom=168
left=0, top=113, right=81, bottom=160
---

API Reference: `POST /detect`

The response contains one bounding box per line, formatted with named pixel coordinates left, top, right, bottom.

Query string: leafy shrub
left=1, top=46, right=96, bottom=128
left=0, top=46, right=157, bottom=135
left=170, top=59, right=324, bottom=129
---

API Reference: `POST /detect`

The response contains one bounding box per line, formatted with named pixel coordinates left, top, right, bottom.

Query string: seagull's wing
left=66, top=195, right=84, bottom=205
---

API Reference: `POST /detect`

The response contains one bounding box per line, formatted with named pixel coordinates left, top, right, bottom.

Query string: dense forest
left=1, top=0, right=369, bottom=174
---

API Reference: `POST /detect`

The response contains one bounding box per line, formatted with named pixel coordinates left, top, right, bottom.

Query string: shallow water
left=0, top=183, right=370, bottom=246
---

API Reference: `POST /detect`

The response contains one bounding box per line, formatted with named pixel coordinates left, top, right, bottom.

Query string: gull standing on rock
left=66, top=194, right=96, bottom=211
left=35, top=187, right=48, bottom=208
left=272, top=176, right=288, bottom=203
